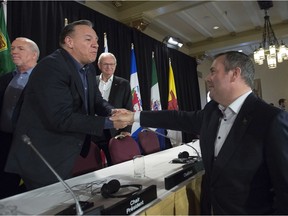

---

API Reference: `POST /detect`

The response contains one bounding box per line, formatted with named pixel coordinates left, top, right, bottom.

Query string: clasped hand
left=110, top=109, right=134, bottom=130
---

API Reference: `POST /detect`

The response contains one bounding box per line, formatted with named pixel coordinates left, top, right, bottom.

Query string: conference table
left=0, top=140, right=203, bottom=215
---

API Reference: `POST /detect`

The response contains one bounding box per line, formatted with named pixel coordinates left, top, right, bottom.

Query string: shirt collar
left=100, top=73, right=113, bottom=83
left=218, top=90, right=252, bottom=115
left=14, top=67, right=34, bottom=76
left=62, top=49, right=87, bottom=71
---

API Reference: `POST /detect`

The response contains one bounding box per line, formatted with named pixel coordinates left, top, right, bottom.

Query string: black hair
left=214, top=51, right=255, bottom=88
left=59, top=20, right=93, bottom=47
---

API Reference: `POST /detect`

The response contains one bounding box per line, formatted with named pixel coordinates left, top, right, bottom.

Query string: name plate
left=101, top=185, right=157, bottom=215
left=164, top=160, right=204, bottom=190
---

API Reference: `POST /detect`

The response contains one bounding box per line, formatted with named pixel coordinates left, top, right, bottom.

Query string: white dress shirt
left=98, top=74, right=113, bottom=101
left=214, top=91, right=252, bottom=157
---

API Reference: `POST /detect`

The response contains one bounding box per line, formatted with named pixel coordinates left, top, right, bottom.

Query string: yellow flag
left=168, top=59, right=178, bottom=110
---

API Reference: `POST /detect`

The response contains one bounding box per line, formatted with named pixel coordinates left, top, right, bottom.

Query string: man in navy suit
left=0, top=37, right=39, bottom=198
left=111, top=51, right=288, bottom=214
left=92, top=52, right=132, bottom=166
left=5, top=20, right=128, bottom=190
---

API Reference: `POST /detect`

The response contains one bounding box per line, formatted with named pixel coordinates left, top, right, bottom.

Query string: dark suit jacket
left=140, top=93, right=288, bottom=214
left=0, top=72, right=13, bottom=115
left=5, top=49, right=114, bottom=188
left=0, top=72, right=14, bottom=170
left=0, top=72, right=26, bottom=132
left=96, top=75, right=133, bottom=137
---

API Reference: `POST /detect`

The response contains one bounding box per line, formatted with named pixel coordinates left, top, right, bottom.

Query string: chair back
left=109, top=135, right=141, bottom=165
left=138, top=130, right=160, bottom=155
left=72, top=142, right=102, bottom=176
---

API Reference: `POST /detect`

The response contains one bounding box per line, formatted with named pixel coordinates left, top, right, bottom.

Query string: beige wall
left=197, top=59, right=288, bottom=109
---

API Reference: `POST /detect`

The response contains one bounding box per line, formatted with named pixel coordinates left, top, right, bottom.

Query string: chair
left=138, top=130, right=161, bottom=155
left=109, top=135, right=141, bottom=165
left=72, top=141, right=103, bottom=177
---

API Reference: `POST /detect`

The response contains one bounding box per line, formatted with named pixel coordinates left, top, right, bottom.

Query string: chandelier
left=253, top=9, right=288, bottom=69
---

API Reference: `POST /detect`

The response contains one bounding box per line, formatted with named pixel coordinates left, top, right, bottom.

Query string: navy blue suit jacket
left=5, top=49, right=114, bottom=188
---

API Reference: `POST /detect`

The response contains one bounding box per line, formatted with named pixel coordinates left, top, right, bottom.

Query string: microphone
left=22, top=135, right=96, bottom=215
left=142, top=128, right=201, bottom=161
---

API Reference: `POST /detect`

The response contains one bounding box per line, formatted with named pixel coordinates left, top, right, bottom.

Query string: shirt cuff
left=134, top=111, right=140, bottom=123
left=104, top=118, right=114, bottom=129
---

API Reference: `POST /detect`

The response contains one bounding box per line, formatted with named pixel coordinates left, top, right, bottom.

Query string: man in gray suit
left=111, top=51, right=288, bottom=214
left=92, top=52, right=132, bottom=166
left=0, top=37, right=39, bottom=198
left=5, top=20, right=127, bottom=190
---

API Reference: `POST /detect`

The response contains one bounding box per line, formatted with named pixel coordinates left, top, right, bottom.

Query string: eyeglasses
left=101, top=63, right=116, bottom=67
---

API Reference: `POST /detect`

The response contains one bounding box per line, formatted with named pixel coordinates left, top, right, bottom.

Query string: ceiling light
left=253, top=9, right=288, bottom=69
left=163, top=36, right=183, bottom=49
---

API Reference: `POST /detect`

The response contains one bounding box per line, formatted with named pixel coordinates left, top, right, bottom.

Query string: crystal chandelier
left=253, top=9, right=288, bottom=69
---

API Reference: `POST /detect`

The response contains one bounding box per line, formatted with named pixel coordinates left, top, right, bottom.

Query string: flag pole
left=2, top=0, right=7, bottom=24
left=104, top=32, right=108, bottom=53
left=64, top=18, right=68, bottom=26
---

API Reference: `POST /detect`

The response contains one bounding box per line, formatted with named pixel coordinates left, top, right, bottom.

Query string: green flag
left=0, top=4, right=15, bottom=75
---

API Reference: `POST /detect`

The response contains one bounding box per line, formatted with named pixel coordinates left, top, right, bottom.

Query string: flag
left=150, top=52, right=166, bottom=150
left=130, top=43, right=143, bottom=141
left=168, top=58, right=178, bottom=111
left=104, top=32, right=108, bottom=53
left=0, top=3, right=15, bottom=75
left=167, top=58, right=182, bottom=146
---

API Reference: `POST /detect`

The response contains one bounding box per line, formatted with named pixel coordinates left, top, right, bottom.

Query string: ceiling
left=85, top=1, right=288, bottom=62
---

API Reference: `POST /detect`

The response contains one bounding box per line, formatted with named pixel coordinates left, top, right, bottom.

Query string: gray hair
left=98, top=52, right=117, bottom=65
left=15, top=37, right=40, bottom=60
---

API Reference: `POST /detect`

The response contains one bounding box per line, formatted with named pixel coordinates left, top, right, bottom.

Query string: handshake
left=110, top=109, right=136, bottom=130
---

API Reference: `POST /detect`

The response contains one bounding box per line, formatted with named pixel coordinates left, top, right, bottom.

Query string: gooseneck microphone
left=22, top=135, right=84, bottom=216
left=143, top=128, right=201, bottom=160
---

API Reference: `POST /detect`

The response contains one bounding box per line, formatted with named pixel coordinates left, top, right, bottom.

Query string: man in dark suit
left=5, top=20, right=128, bottom=190
left=92, top=52, right=132, bottom=166
left=0, top=37, right=39, bottom=198
left=111, top=51, right=288, bottom=214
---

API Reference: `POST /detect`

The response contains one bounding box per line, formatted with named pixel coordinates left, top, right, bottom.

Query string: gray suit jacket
left=5, top=49, right=114, bottom=188
left=139, top=93, right=288, bottom=214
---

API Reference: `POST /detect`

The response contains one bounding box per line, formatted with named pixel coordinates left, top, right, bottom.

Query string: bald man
left=0, top=37, right=39, bottom=198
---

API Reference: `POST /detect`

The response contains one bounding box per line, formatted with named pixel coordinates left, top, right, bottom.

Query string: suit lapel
left=211, top=94, right=257, bottom=182
left=202, top=107, right=223, bottom=173
left=60, top=49, right=86, bottom=107
left=108, top=77, right=119, bottom=103
left=96, top=76, right=100, bottom=86
left=87, top=65, right=97, bottom=115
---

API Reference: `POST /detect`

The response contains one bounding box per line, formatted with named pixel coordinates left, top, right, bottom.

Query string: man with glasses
left=92, top=52, right=132, bottom=166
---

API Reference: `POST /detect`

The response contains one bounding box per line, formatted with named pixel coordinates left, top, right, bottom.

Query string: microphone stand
left=22, top=135, right=83, bottom=216
left=143, top=127, right=201, bottom=160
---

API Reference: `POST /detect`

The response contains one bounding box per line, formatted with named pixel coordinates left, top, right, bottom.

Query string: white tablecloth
left=0, top=141, right=201, bottom=215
